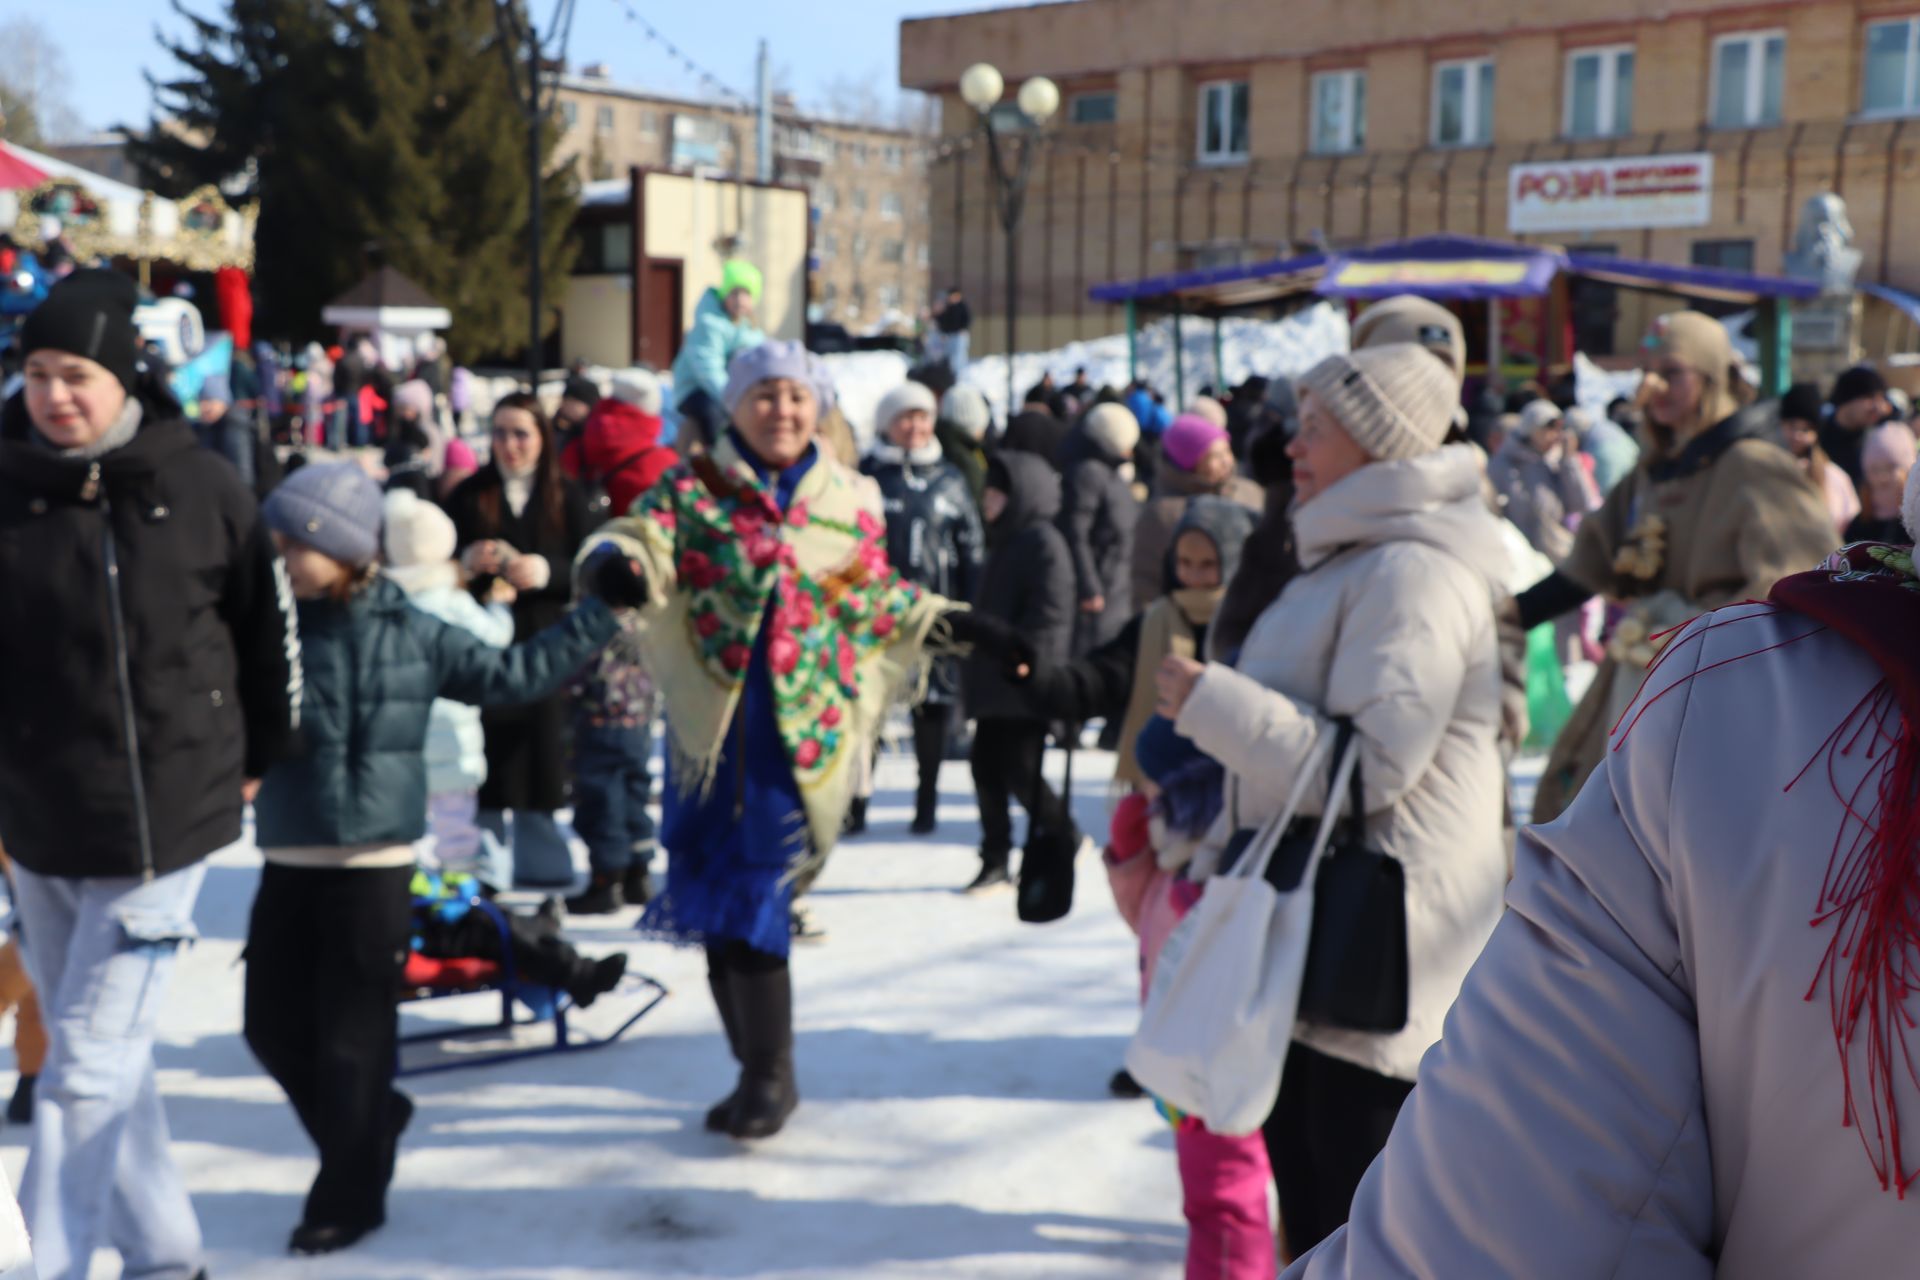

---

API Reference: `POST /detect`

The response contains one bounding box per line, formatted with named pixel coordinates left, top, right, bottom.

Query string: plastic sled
left=396, top=898, right=668, bottom=1077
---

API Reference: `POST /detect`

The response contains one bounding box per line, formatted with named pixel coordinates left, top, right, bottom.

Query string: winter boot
left=564, top=873, right=624, bottom=916
left=566, top=953, right=629, bottom=1009
left=724, top=964, right=798, bottom=1140
left=963, top=850, right=1012, bottom=894
left=622, top=859, right=655, bottom=907
left=705, top=961, right=744, bottom=1132
left=842, top=797, right=868, bottom=837
left=6, top=1074, right=33, bottom=1125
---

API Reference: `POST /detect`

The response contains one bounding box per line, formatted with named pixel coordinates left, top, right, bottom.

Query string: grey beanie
left=722, top=339, right=815, bottom=414
left=261, top=461, right=385, bottom=569
left=1296, top=344, right=1458, bottom=462
left=941, top=384, right=992, bottom=441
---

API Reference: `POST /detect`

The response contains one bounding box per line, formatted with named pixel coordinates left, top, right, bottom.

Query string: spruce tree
left=135, top=0, right=577, bottom=361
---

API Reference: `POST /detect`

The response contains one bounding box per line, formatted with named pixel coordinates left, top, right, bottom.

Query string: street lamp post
left=495, top=0, right=578, bottom=395
left=959, top=63, right=1058, bottom=419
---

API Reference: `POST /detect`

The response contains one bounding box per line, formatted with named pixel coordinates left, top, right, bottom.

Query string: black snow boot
left=842, top=797, right=868, bottom=837
left=622, top=860, right=655, bottom=907
left=564, top=873, right=624, bottom=916
left=724, top=963, right=798, bottom=1140
left=963, top=850, right=1012, bottom=894
left=6, top=1073, right=34, bottom=1125
left=704, top=959, right=744, bottom=1132
left=566, top=953, right=628, bottom=1009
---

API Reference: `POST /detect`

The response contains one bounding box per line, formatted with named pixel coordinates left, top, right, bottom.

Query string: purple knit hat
left=1162, top=412, right=1229, bottom=471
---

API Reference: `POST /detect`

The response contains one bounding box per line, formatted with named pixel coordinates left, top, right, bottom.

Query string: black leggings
left=1264, top=1040, right=1414, bottom=1258
left=968, top=718, right=1074, bottom=860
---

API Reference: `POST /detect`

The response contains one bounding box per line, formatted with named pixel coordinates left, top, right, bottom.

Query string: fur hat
left=1162, top=412, right=1230, bottom=471
left=1352, top=295, right=1467, bottom=383
left=874, top=381, right=939, bottom=438
left=1184, top=396, right=1229, bottom=430
left=941, top=384, right=993, bottom=441
left=611, top=368, right=663, bottom=416
left=1083, top=402, right=1141, bottom=461
left=381, top=488, right=457, bottom=569
left=1296, top=344, right=1459, bottom=462
left=261, top=461, right=385, bottom=569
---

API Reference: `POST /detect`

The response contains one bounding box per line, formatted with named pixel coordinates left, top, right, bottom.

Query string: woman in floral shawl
left=579, top=340, right=1017, bottom=1141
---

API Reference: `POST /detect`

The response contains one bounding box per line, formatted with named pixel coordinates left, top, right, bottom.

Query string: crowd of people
left=0, top=251, right=1916, bottom=1280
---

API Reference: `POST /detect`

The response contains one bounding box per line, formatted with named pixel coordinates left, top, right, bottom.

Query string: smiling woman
left=0, top=268, right=300, bottom=1279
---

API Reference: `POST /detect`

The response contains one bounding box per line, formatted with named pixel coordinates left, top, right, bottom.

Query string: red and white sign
left=1507, top=153, right=1714, bottom=234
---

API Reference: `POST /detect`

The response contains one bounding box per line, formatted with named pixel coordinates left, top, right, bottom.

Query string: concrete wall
left=560, top=275, right=631, bottom=369
left=642, top=173, right=809, bottom=343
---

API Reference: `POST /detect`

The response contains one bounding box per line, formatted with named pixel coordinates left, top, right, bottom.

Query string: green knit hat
left=720, top=259, right=763, bottom=303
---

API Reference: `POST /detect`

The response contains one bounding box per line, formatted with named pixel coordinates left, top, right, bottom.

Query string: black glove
left=582, top=546, right=648, bottom=609
left=944, top=609, right=1035, bottom=682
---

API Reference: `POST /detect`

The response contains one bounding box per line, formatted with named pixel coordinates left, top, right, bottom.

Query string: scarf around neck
left=35, top=397, right=143, bottom=460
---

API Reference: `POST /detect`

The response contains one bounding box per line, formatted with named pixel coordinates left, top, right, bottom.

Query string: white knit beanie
left=1084, top=401, right=1142, bottom=460
left=1185, top=396, right=1229, bottom=429
left=381, top=488, right=457, bottom=569
left=874, top=381, right=938, bottom=438
left=611, top=368, right=663, bottom=416
left=941, top=384, right=992, bottom=441
left=1297, top=344, right=1458, bottom=462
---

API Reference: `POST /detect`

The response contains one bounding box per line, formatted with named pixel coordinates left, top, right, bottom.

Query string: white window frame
left=881, top=239, right=905, bottom=264
left=1430, top=57, right=1493, bottom=147
left=1563, top=44, right=1635, bottom=139
left=1710, top=29, right=1785, bottom=129
left=880, top=192, right=903, bottom=220
left=1196, top=79, right=1250, bottom=166
left=818, top=233, right=837, bottom=261
left=641, top=110, right=660, bottom=138
left=1863, top=18, right=1920, bottom=118
left=852, top=188, right=868, bottom=213
left=816, top=185, right=837, bottom=212
left=594, top=104, right=615, bottom=132
left=1310, top=69, right=1367, bottom=155
left=560, top=100, right=578, bottom=129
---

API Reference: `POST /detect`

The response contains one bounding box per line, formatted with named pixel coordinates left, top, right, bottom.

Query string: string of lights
left=601, top=0, right=757, bottom=111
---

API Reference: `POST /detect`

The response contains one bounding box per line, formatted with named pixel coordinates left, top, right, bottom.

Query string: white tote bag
left=1125, top=732, right=1360, bottom=1136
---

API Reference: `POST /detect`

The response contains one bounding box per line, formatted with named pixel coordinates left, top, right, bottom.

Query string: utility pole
left=495, top=0, right=579, bottom=394
left=756, top=40, right=772, bottom=184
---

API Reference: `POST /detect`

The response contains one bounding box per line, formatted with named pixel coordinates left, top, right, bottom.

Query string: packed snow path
left=7, top=747, right=1194, bottom=1279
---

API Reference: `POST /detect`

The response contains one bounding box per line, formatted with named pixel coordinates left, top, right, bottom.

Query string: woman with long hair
left=444, top=391, right=596, bottom=888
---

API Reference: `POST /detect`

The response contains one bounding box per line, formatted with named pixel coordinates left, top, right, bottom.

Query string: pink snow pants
left=1176, top=1117, right=1275, bottom=1280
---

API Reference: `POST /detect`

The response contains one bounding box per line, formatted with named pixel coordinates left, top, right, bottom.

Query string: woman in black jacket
left=861, top=382, right=985, bottom=833
left=0, top=270, right=300, bottom=1280
left=445, top=391, right=596, bottom=889
left=1056, top=401, right=1141, bottom=655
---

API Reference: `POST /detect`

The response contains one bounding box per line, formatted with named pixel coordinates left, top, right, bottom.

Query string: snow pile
left=952, top=305, right=1351, bottom=428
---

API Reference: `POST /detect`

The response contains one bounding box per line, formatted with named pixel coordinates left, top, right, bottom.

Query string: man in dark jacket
left=863, top=382, right=985, bottom=833
left=0, top=269, right=300, bottom=1280
left=1057, top=401, right=1142, bottom=654
left=1000, top=405, right=1071, bottom=466
left=963, top=451, right=1077, bottom=892
left=191, top=370, right=258, bottom=489
left=935, top=287, right=972, bottom=373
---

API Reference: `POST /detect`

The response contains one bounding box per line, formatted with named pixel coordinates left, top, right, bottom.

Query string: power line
left=601, top=0, right=755, bottom=111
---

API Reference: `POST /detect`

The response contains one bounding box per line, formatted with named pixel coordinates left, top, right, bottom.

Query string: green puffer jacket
left=254, top=576, right=618, bottom=849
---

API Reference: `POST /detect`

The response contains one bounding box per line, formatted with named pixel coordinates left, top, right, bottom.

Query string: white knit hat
left=381, top=488, right=457, bottom=569
left=874, top=381, right=938, bottom=438
left=611, top=368, right=663, bottom=416
left=941, top=384, right=993, bottom=441
left=1518, top=398, right=1564, bottom=439
left=1297, top=344, right=1459, bottom=462
left=1083, top=401, right=1142, bottom=460
left=1185, top=396, right=1229, bottom=429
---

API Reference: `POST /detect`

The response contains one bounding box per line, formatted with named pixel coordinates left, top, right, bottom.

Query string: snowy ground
left=9, top=746, right=1194, bottom=1280
left=3, top=739, right=1549, bottom=1279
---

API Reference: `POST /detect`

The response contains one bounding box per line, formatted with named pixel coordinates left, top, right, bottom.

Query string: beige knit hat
left=1296, top=344, right=1459, bottom=462
left=1185, top=396, right=1229, bottom=429
left=1083, top=401, right=1142, bottom=460
left=1351, top=295, right=1467, bottom=383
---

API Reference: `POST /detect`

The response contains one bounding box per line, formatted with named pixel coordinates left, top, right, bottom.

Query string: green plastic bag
left=1524, top=623, right=1573, bottom=750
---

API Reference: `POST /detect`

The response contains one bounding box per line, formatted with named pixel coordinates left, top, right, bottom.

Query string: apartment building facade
left=900, top=0, right=1920, bottom=356
left=555, top=68, right=931, bottom=334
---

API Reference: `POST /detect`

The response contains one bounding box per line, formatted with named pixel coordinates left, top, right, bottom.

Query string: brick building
left=900, top=0, right=1920, bottom=358
left=555, top=68, right=931, bottom=334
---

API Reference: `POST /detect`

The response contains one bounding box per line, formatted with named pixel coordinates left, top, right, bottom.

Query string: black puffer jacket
left=1055, top=425, right=1139, bottom=649
left=0, top=391, right=300, bottom=879
left=864, top=445, right=985, bottom=703
left=965, top=451, right=1075, bottom=720
left=254, top=578, right=617, bottom=849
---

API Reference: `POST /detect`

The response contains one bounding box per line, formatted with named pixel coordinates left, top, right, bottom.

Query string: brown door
left=635, top=258, right=684, bottom=367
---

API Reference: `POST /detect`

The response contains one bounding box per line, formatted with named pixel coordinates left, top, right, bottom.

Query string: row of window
left=1144, top=21, right=1920, bottom=164
left=815, top=188, right=911, bottom=219
left=817, top=282, right=905, bottom=315
left=561, top=99, right=909, bottom=169
left=816, top=233, right=927, bottom=266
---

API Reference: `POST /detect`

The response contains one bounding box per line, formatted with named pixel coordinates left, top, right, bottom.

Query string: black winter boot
left=964, top=850, right=1012, bottom=894
left=6, top=1073, right=34, bottom=1125
left=622, top=859, right=655, bottom=907
left=566, top=953, right=628, bottom=1009
left=564, top=873, right=624, bottom=916
left=842, top=797, right=868, bottom=837
left=705, top=959, right=744, bottom=1132
left=724, top=963, right=798, bottom=1140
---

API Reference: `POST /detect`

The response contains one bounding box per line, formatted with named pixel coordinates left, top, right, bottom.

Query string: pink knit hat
left=1162, top=412, right=1229, bottom=471
left=442, top=436, right=479, bottom=474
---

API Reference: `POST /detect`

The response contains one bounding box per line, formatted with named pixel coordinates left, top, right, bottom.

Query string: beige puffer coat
left=1175, top=444, right=1511, bottom=1082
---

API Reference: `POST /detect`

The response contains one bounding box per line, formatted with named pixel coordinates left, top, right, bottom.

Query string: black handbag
left=1294, top=721, right=1410, bottom=1033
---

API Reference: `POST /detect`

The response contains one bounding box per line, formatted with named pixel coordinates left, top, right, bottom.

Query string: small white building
left=321, top=266, right=451, bottom=369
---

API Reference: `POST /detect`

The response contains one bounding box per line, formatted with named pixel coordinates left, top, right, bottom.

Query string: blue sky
left=39, top=0, right=1024, bottom=135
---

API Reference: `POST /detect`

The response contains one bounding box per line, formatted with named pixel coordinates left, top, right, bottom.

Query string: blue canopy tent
left=1089, top=233, right=1820, bottom=404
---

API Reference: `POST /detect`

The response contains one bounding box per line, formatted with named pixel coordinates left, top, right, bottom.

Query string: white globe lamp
left=960, top=63, right=1005, bottom=113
